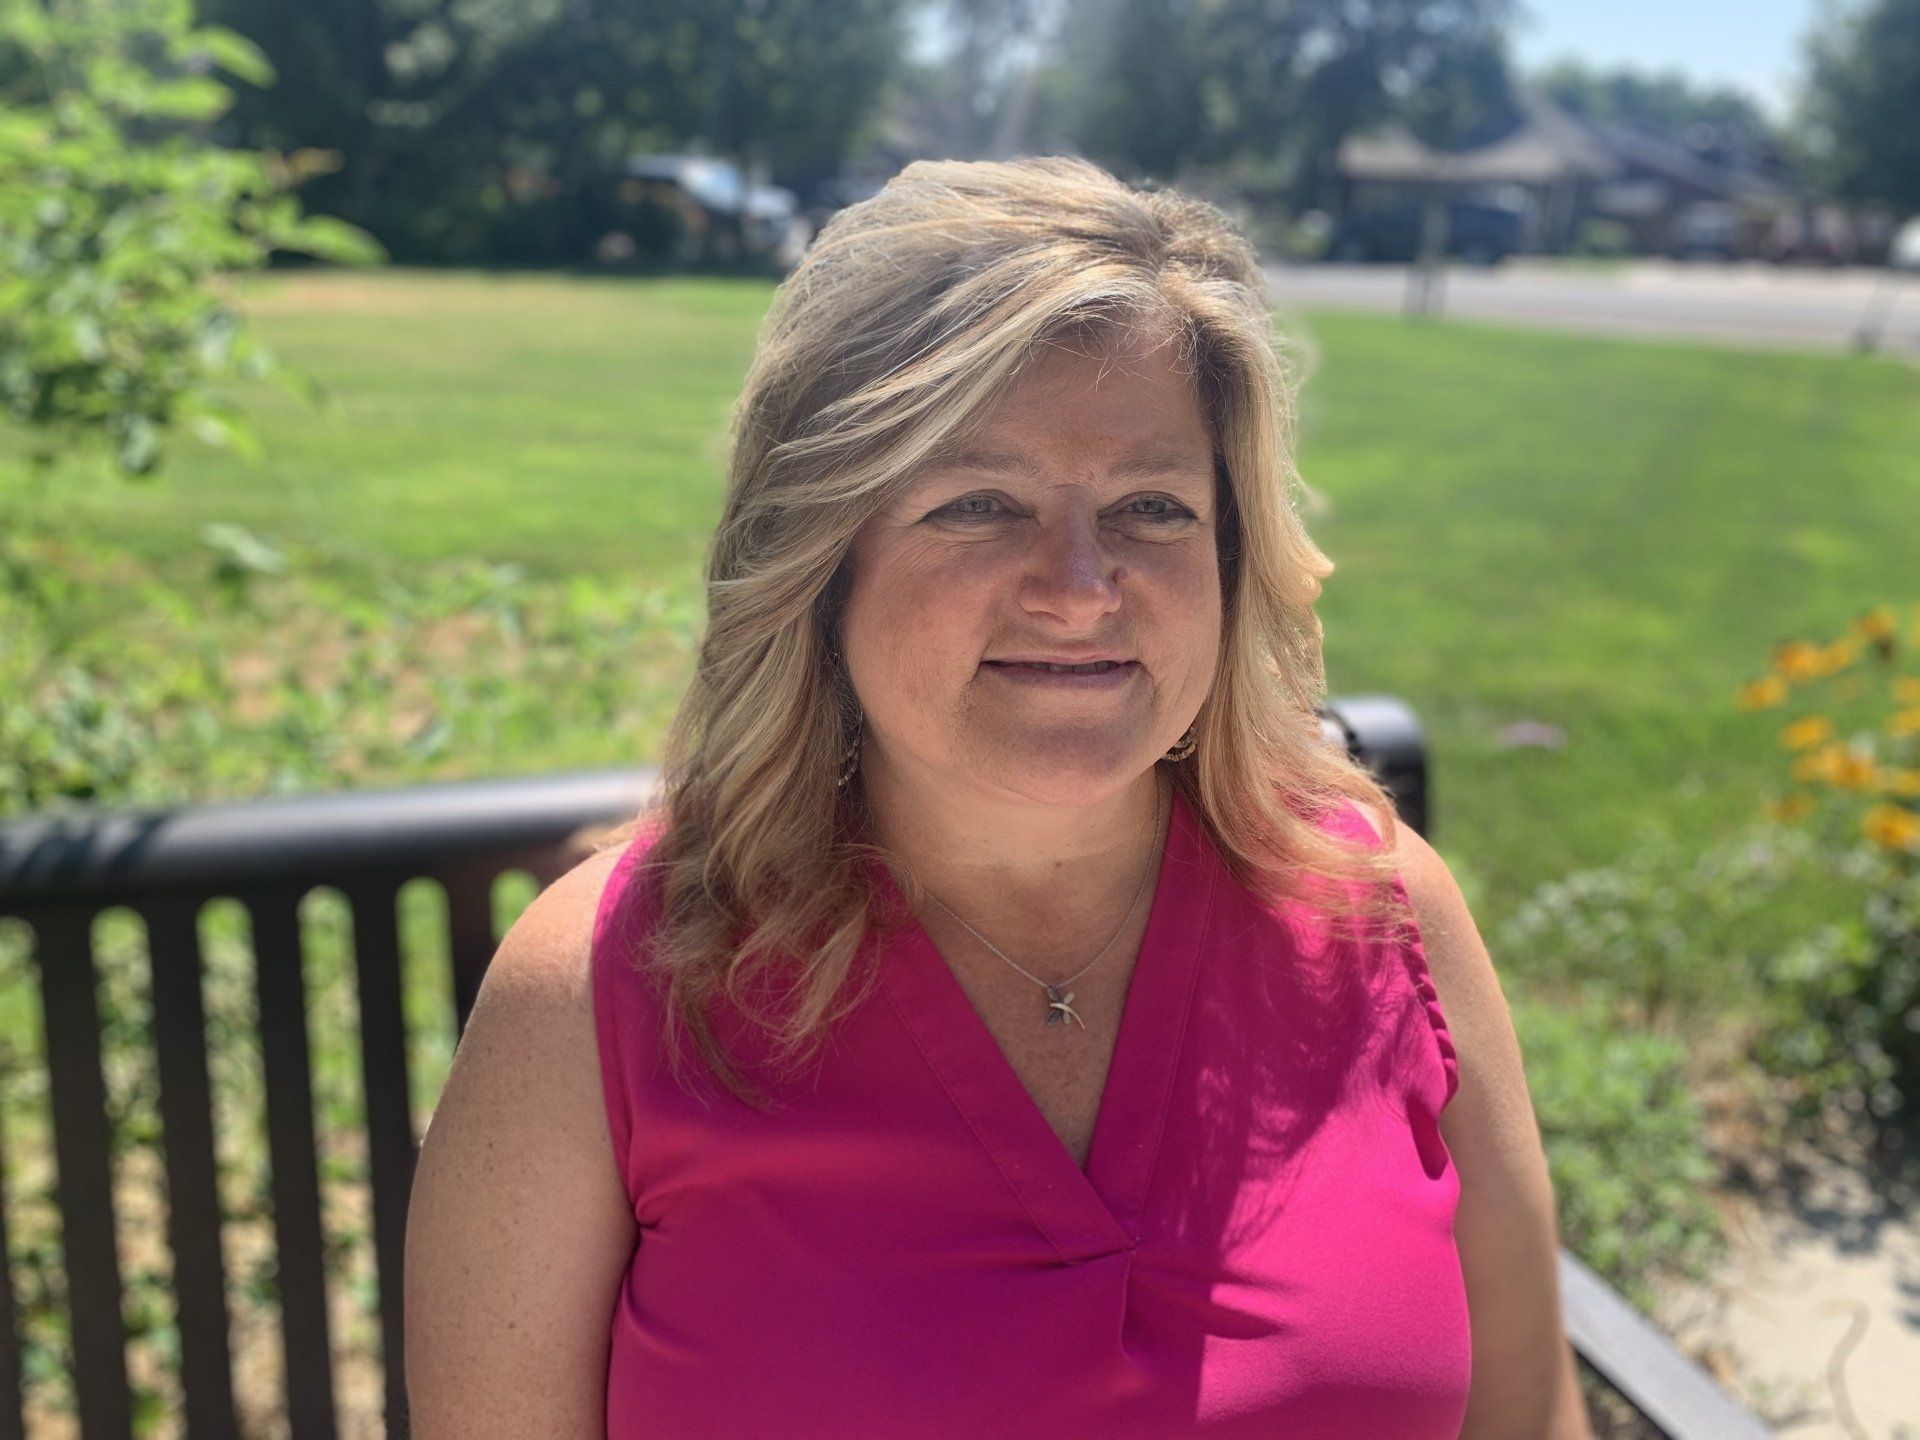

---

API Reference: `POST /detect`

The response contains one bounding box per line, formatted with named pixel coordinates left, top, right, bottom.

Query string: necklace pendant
left=1045, top=985, right=1083, bottom=1028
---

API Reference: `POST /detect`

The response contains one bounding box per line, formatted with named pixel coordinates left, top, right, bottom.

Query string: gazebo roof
left=1336, top=87, right=1620, bottom=185
left=1586, top=120, right=1793, bottom=204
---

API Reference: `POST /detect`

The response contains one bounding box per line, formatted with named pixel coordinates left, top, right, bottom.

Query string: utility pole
left=1405, top=176, right=1452, bottom=319
left=1849, top=259, right=1910, bottom=355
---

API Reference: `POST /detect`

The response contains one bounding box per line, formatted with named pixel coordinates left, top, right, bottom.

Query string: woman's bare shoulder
left=488, top=840, right=635, bottom=998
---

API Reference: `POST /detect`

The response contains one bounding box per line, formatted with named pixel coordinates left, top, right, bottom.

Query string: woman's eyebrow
left=928, top=444, right=1211, bottom=481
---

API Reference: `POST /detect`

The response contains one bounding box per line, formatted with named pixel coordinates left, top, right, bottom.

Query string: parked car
left=1669, top=200, right=1741, bottom=261
left=1762, top=204, right=1857, bottom=266
left=620, top=154, right=807, bottom=267
left=1325, top=200, right=1524, bottom=265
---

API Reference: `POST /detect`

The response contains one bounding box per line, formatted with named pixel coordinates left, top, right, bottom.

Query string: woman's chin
left=973, top=745, right=1162, bottom=805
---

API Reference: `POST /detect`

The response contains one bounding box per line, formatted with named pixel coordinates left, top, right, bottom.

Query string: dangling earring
left=835, top=723, right=862, bottom=789
left=827, top=644, right=862, bottom=788
left=1163, top=721, right=1198, bottom=762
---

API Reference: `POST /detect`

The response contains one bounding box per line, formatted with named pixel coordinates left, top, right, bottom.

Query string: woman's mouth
left=982, top=659, right=1139, bottom=687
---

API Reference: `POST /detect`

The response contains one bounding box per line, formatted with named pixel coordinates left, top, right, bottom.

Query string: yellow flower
left=1790, top=743, right=1879, bottom=789
left=1863, top=803, right=1920, bottom=854
left=1890, top=708, right=1920, bottom=738
left=1823, top=636, right=1863, bottom=673
left=1855, top=607, right=1899, bottom=641
left=1781, top=715, right=1835, bottom=750
left=1737, top=675, right=1790, bottom=709
left=1772, top=640, right=1827, bottom=682
left=1791, top=745, right=1846, bottom=783
left=1882, top=769, right=1920, bottom=798
left=1766, top=793, right=1813, bottom=823
left=1894, top=676, right=1920, bottom=705
left=1833, top=750, right=1880, bottom=790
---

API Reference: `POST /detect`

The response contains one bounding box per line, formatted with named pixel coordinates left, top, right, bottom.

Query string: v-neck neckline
left=868, top=780, right=1217, bottom=1262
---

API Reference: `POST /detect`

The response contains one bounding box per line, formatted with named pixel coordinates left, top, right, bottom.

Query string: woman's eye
left=937, top=494, right=1192, bottom=522
left=944, top=494, right=1001, bottom=517
left=1129, top=496, right=1191, bottom=521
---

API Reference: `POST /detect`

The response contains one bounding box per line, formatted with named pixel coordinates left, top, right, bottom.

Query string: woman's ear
left=817, top=562, right=852, bottom=653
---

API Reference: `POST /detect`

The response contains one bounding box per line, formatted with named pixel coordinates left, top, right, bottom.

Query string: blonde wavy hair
left=598, top=155, right=1415, bottom=1112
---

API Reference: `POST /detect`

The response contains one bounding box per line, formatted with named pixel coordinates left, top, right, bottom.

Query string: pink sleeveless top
left=590, top=789, right=1469, bottom=1438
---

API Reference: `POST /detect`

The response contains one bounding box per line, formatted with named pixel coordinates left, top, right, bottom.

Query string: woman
left=405, top=156, right=1592, bottom=1439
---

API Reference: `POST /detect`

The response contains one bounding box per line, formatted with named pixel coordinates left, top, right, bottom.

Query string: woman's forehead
left=911, top=439, right=1212, bottom=486
left=922, top=343, right=1210, bottom=463
left=1015, top=326, right=1197, bottom=397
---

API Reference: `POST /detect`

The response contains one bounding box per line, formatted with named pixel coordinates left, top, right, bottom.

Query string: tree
left=1794, top=0, right=1920, bottom=213
left=1055, top=0, right=1208, bottom=180
left=199, top=0, right=912, bottom=263
left=198, top=0, right=592, bottom=261
left=0, top=0, right=382, bottom=480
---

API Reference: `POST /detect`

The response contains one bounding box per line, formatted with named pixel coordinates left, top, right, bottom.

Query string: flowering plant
left=1737, top=604, right=1920, bottom=1133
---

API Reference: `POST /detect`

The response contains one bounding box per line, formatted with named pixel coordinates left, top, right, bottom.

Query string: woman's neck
left=860, top=760, right=1170, bottom=939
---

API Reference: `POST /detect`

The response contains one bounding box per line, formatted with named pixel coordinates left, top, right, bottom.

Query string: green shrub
left=1752, top=861, right=1920, bottom=1131
left=1492, top=829, right=1815, bottom=1308
left=1511, top=989, right=1726, bottom=1313
left=1, top=526, right=699, bottom=817
left=1496, top=819, right=1847, bottom=1033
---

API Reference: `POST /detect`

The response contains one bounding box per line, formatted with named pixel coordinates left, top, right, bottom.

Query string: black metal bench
left=0, top=697, right=1772, bottom=1438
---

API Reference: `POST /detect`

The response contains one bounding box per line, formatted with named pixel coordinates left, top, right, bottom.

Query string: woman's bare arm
left=1355, top=801, right=1593, bottom=1440
left=404, top=849, right=639, bottom=1438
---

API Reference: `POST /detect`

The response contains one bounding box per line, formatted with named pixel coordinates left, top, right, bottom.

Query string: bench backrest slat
left=246, top=888, right=340, bottom=1439
left=33, top=904, right=136, bottom=1440
left=144, top=893, right=240, bottom=1436
left=344, top=876, right=418, bottom=1440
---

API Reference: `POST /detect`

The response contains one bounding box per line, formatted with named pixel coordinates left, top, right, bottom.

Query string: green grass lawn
left=8, top=266, right=1913, bottom=919
left=33, top=270, right=768, bottom=584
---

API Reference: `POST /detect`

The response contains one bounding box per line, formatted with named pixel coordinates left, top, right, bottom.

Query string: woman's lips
left=982, top=660, right=1140, bottom=688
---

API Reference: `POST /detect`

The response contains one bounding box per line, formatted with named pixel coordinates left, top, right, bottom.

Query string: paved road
left=1265, top=258, right=1920, bottom=364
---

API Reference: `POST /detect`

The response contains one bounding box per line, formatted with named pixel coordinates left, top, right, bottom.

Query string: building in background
left=1333, top=87, right=1800, bottom=261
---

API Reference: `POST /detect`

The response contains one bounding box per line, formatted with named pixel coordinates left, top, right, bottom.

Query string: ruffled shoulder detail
left=1324, top=799, right=1461, bottom=1113
left=1389, top=881, right=1460, bottom=1111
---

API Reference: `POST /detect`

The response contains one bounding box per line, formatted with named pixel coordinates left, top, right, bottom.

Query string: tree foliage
left=198, top=0, right=910, bottom=264
left=1794, top=0, right=1920, bottom=211
left=1055, top=0, right=1207, bottom=179
left=0, top=0, right=383, bottom=479
left=1533, top=59, right=1778, bottom=149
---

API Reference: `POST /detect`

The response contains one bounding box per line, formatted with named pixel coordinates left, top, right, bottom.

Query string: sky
left=1509, top=0, right=1820, bottom=124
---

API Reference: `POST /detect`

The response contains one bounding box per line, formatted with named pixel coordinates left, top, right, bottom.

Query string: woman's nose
left=1018, top=511, right=1120, bottom=623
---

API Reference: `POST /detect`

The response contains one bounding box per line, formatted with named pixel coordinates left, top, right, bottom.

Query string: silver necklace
left=919, top=780, right=1167, bottom=1029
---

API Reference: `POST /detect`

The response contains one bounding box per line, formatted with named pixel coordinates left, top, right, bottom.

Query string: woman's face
left=839, top=329, right=1223, bottom=809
